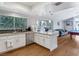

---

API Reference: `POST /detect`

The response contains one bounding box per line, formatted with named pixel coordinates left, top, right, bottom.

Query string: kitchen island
left=34, top=31, right=58, bottom=51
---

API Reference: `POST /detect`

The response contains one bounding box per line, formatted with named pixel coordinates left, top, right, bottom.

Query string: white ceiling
left=0, top=2, right=58, bottom=9
left=0, top=2, right=78, bottom=17
left=15, top=2, right=57, bottom=8
left=0, top=2, right=45, bottom=9
left=17, top=2, right=43, bottom=7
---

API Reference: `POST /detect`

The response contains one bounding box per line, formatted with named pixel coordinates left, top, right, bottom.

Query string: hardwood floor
left=1, top=35, right=79, bottom=56
left=0, top=44, right=50, bottom=56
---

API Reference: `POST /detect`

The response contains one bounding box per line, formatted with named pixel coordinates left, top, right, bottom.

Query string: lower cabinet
left=44, top=38, right=50, bottom=49
left=26, top=32, right=34, bottom=45
left=0, top=33, right=26, bottom=53
left=34, top=34, right=39, bottom=43
left=34, top=33, right=58, bottom=51
left=15, top=34, right=26, bottom=48
left=0, top=37, right=7, bottom=53
left=0, top=32, right=58, bottom=53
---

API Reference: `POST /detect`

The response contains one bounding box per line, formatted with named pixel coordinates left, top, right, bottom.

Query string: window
left=0, top=15, right=27, bottom=30
left=36, top=20, right=53, bottom=32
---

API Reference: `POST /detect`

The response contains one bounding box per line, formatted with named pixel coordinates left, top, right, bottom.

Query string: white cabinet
left=0, top=33, right=26, bottom=53
left=26, top=32, right=34, bottom=45
left=34, top=32, right=58, bottom=51
left=39, top=36, right=44, bottom=46
left=0, top=37, right=7, bottom=53
left=34, top=34, right=39, bottom=43
left=15, top=34, right=26, bottom=47
left=44, top=38, right=50, bottom=48
left=6, top=36, right=16, bottom=51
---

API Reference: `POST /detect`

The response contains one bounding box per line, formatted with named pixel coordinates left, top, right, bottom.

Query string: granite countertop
left=0, top=31, right=34, bottom=37
left=0, top=31, right=58, bottom=37
left=0, top=32, right=28, bottom=37
left=34, top=31, right=58, bottom=35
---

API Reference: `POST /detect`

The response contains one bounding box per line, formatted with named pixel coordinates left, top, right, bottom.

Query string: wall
left=32, top=3, right=49, bottom=17
left=73, top=17, right=79, bottom=30
left=53, top=21, right=64, bottom=29
left=63, top=16, right=79, bottom=31
left=63, top=18, right=74, bottom=31
left=0, top=3, right=31, bottom=16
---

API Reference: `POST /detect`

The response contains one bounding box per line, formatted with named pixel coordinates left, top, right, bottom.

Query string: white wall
left=0, top=3, right=31, bottom=16
left=52, top=7, right=79, bottom=29
left=32, top=3, right=49, bottom=17
left=73, top=17, right=79, bottom=30
left=53, top=21, right=64, bottom=29
left=63, top=18, right=74, bottom=31
left=62, top=16, right=79, bottom=31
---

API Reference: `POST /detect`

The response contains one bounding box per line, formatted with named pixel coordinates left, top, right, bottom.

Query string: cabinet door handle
left=5, top=40, right=13, bottom=48
left=10, top=42, right=13, bottom=48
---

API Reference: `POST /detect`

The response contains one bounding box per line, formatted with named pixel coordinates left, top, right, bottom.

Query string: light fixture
left=49, top=11, right=53, bottom=15
left=54, top=2, right=63, bottom=6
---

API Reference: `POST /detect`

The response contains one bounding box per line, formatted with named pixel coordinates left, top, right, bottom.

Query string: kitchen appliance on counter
left=26, top=27, right=32, bottom=31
